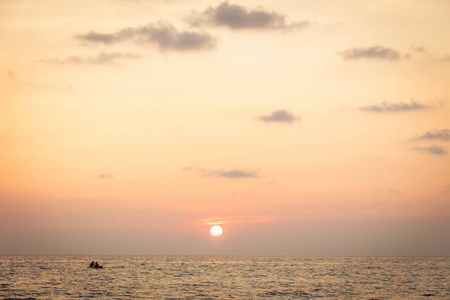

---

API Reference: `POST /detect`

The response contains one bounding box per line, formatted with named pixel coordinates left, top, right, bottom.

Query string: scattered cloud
left=211, top=169, right=257, bottom=178
left=442, top=185, right=450, bottom=193
left=186, top=2, right=309, bottom=31
left=7, top=70, right=15, bottom=77
left=403, top=46, right=450, bottom=62
left=183, top=166, right=258, bottom=178
left=44, top=52, right=141, bottom=66
left=412, top=129, right=450, bottom=142
left=257, top=109, right=301, bottom=123
left=411, top=145, right=448, bottom=155
left=404, top=46, right=450, bottom=62
left=359, top=100, right=431, bottom=113
left=411, top=46, right=427, bottom=53
left=97, top=173, right=114, bottom=179
left=438, top=55, right=450, bottom=62
left=340, top=45, right=402, bottom=60
left=76, top=22, right=216, bottom=51
left=88, top=52, right=141, bottom=64
left=78, top=32, right=118, bottom=44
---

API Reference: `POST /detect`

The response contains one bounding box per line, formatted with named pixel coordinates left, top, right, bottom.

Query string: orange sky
left=1, top=0, right=449, bottom=255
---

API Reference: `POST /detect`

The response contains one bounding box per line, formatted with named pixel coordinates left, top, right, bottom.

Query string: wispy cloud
left=198, top=210, right=315, bottom=226
left=411, top=145, right=448, bottom=155
left=78, top=32, right=118, bottom=44
left=340, top=45, right=403, bottom=60
left=412, top=129, right=450, bottom=142
left=442, top=185, right=450, bottom=193
left=210, top=169, right=257, bottom=178
left=44, top=52, right=141, bottom=66
left=183, top=166, right=258, bottom=178
left=97, top=173, right=114, bottom=179
left=406, top=46, right=450, bottom=62
left=438, top=55, right=450, bottom=62
left=257, top=109, right=301, bottom=123
left=201, top=215, right=276, bottom=225
left=411, top=46, right=427, bottom=53
left=359, top=100, right=431, bottom=113
left=186, top=2, right=309, bottom=31
left=76, top=22, right=216, bottom=51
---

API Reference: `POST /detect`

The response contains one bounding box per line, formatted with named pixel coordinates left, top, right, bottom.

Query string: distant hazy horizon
left=1, top=0, right=449, bottom=256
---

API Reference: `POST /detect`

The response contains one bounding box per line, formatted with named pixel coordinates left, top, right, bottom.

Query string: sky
left=1, top=0, right=449, bottom=256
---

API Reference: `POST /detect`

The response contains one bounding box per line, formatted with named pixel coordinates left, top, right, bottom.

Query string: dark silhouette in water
left=89, top=261, right=103, bottom=268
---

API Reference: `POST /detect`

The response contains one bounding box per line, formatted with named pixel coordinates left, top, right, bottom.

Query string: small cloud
left=77, top=32, right=118, bottom=44
left=87, top=52, right=141, bottom=64
left=44, top=52, right=141, bottom=66
left=404, top=47, right=450, bottom=62
left=411, top=145, right=448, bottom=155
left=359, top=100, right=431, bottom=113
left=442, top=185, right=450, bottom=193
left=388, top=189, right=400, bottom=194
left=76, top=22, right=216, bottom=52
left=7, top=70, right=15, bottom=77
left=186, top=2, right=309, bottom=31
left=412, top=129, right=450, bottom=142
left=211, top=169, right=257, bottom=178
left=438, top=55, right=450, bottom=62
left=97, top=173, right=114, bottom=179
left=257, top=109, right=301, bottom=123
left=46, top=55, right=83, bottom=64
left=340, top=45, right=402, bottom=60
left=183, top=166, right=258, bottom=178
left=411, top=46, right=427, bottom=53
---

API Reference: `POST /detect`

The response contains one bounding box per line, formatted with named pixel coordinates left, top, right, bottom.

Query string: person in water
left=89, top=261, right=95, bottom=268
left=94, top=262, right=99, bottom=268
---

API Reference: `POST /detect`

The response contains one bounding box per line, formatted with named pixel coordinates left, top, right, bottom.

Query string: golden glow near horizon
left=0, top=0, right=449, bottom=255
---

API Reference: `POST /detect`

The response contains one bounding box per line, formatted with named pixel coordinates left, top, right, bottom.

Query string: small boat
left=89, top=265, right=103, bottom=269
left=88, top=262, right=103, bottom=269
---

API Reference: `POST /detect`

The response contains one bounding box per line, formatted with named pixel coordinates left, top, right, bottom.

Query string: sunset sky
left=1, top=0, right=449, bottom=256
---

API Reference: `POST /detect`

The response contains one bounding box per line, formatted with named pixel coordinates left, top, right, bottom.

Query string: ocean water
left=1, top=256, right=449, bottom=299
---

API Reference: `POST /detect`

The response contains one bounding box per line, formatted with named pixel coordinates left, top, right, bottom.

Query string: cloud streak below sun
left=198, top=211, right=315, bottom=226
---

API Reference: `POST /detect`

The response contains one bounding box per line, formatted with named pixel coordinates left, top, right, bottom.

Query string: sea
left=1, top=256, right=449, bottom=299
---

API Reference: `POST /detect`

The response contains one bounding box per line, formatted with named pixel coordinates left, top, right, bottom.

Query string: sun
left=210, top=225, right=223, bottom=237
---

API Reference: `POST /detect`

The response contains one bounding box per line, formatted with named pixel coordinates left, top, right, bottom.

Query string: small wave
left=4, top=298, right=38, bottom=300
left=1, top=256, right=448, bottom=299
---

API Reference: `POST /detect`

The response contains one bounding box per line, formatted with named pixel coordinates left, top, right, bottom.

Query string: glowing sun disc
left=210, top=225, right=223, bottom=237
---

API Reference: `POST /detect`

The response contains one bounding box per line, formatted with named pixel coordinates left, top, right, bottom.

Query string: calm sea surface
left=1, top=256, right=449, bottom=299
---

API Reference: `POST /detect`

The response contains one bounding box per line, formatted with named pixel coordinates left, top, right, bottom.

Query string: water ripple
left=1, top=256, right=449, bottom=299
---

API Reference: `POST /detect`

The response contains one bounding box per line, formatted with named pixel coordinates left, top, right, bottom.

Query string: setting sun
left=210, top=225, right=223, bottom=238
